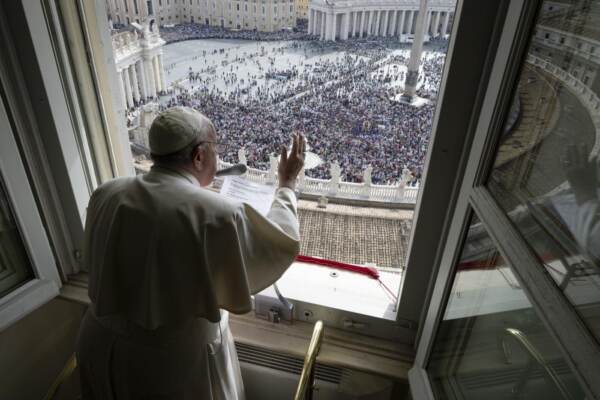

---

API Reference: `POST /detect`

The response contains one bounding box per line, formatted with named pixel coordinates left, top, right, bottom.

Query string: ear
left=192, top=145, right=206, bottom=168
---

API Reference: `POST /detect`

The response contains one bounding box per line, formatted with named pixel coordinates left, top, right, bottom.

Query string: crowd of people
left=160, top=22, right=313, bottom=43
left=132, top=29, right=448, bottom=185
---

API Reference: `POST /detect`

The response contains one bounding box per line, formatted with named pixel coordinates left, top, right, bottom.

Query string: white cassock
left=76, top=166, right=300, bottom=399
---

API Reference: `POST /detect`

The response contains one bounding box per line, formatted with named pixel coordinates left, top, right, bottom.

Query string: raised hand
left=278, top=132, right=306, bottom=190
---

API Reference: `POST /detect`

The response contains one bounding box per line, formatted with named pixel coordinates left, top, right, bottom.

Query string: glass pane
left=0, top=172, right=34, bottom=297
left=428, top=215, right=585, bottom=400
left=487, top=0, right=600, bottom=342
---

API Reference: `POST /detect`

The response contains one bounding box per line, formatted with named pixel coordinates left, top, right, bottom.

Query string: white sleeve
left=265, top=187, right=300, bottom=242
left=573, top=200, right=600, bottom=260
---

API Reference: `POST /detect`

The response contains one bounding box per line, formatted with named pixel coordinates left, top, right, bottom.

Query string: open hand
left=278, top=132, right=306, bottom=190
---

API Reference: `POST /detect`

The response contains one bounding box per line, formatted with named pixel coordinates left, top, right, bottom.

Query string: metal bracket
left=254, top=283, right=295, bottom=323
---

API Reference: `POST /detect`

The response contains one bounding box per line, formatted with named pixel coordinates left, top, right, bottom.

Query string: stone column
left=145, top=58, right=157, bottom=97
left=308, top=9, right=314, bottom=34
left=389, top=10, right=397, bottom=36
left=367, top=10, right=373, bottom=37
left=341, top=12, right=350, bottom=40
left=136, top=60, right=148, bottom=99
left=153, top=56, right=162, bottom=92
left=433, top=11, right=441, bottom=37
left=382, top=10, right=389, bottom=36
left=360, top=10, right=366, bottom=38
left=326, top=12, right=336, bottom=41
left=129, top=64, right=140, bottom=103
left=442, top=11, right=450, bottom=36
left=352, top=11, right=358, bottom=38
left=425, top=10, right=432, bottom=37
left=315, top=11, right=324, bottom=36
left=158, top=54, right=167, bottom=92
left=374, top=10, right=381, bottom=36
left=409, top=10, right=416, bottom=34
left=404, top=0, right=429, bottom=99
left=320, top=11, right=326, bottom=40
left=122, top=67, right=134, bottom=108
left=399, top=10, right=406, bottom=36
left=117, top=69, right=127, bottom=109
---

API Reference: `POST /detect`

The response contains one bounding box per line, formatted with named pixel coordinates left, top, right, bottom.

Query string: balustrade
left=217, top=149, right=419, bottom=205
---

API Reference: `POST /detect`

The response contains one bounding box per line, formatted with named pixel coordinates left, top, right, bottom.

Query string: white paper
left=220, top=176, right=276, bottom=216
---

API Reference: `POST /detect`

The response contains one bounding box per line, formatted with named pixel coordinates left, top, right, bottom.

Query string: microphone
left=215, top=164, right=248, bottom=177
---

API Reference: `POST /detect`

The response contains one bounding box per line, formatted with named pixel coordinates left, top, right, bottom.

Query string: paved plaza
left=156, top=38, right=448, bottom=184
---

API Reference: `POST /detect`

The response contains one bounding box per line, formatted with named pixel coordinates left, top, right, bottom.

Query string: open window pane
left=427, top=214, right=585, bottom=400
left=0, top=171, right=34, bottom=297
left=118, top=4, right=456, bottom=314
left=63, top=0, right=457, bottom=329
left=487, top=0, right=600, bottom=342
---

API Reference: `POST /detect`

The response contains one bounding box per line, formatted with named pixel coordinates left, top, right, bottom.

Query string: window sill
left=60, top=273, right=414, bottom=381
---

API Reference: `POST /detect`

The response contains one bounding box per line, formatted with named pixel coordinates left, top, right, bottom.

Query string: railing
left=527, top=54, right=600, bottom=157
left=294, top=321, right=325, bottom=400
left=501, top=328, right=573, bottom=400
left=218, top=158, right=419, bottom=205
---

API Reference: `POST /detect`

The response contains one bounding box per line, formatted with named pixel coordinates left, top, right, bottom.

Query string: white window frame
left=409, top=0, right=600, bottom=398
left=9, top=0, right=515, bottom=350
left=0, top=90, right=61, bottom=332
left=53, top=0, right=465, bottom=343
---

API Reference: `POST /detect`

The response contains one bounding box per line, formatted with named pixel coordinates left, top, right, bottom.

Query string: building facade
left=295, top=0, right=308, bottom=19
left=308, top=0, right=455, bottom=41
left=529, top=2, right=600, bottom=97
left=106, top=0, right=154, bottom=26
left=112, top=21, right=167, bottom=109
left=106, top=0, right=297, bottom=33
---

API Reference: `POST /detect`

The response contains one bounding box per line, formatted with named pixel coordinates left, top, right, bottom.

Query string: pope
left=76, top=106, right=306, bottom=399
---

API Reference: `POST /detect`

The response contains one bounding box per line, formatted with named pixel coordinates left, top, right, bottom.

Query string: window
left=0, top=21, right=62, bottom=329
left=31, top=2, right=454, bottom=342
left=428, top=216, right=585, bottom=399
left=412, top=1, right=600, bottom=398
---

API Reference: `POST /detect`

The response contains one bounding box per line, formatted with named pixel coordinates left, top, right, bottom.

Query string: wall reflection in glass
left=428, top=216, right=585, bottom=400
left=0, top=172, right=34, bottom=296
left=488, top=0, right=600, bottom=343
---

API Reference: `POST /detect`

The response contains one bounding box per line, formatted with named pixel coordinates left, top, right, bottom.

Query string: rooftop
left=298, top=200, right=413, bottom=269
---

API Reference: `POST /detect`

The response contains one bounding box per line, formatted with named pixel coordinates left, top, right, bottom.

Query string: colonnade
left=117, top=53, right=167, bottom=109
left=308, top=8, right=452, bottom=41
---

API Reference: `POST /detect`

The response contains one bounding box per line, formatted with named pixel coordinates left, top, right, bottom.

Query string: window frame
left=14, top=0, right=537, bottom=349
left=58, top=0, right=465, bottom=342
left=409, top=0, right=600, bottom=398
left=0, top=83, right=61, bottom=332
